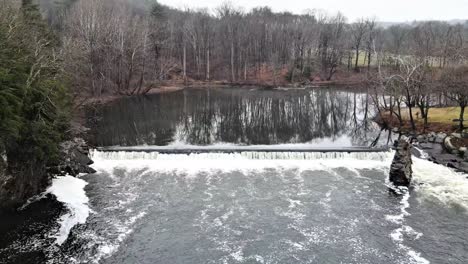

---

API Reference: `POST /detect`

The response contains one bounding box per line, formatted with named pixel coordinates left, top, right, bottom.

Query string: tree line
left=33, top=0, right=468, bottom=99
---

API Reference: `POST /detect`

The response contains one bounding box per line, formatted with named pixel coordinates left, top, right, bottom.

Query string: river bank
left=78, top=71, right=367, bottom=107
left=0, top=138, right=95, bottom=211
left=376, top=112, right=468, bottom=174
left=415, top=133, right=468, bottom=174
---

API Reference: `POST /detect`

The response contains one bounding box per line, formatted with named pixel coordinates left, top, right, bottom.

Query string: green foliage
left=0, top=1, right=70, bottom=167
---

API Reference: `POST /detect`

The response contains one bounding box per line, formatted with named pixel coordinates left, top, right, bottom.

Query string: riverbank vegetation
left=370, top=60, right=468, bottom=133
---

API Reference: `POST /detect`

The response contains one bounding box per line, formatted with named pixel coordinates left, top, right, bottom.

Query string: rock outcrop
left=389, top=140, right=413, bottom=187
left=48, top=138, right=96, bottom=176
left=0, top=138, right=95, bottom=210
left=416, top=132, right=447, bottom=144
left=0, top=157, right=51, bottom=210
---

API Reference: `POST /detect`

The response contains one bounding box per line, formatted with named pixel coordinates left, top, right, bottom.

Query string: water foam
left=385, top=187, right=429, bottom=264
left=91, top=150, right=391, bottom=161
left=89, top=210, right=147, bottom=263
left=90, top=150, right=394, bottom=177
left=87, top=147, right=465, bottom=264
left=46, top=176, right=90, bottom=245
left=412, top=157, right=468, bottom=210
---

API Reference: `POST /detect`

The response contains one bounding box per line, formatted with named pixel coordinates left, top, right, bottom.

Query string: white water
left=46, top=175, right=90, bottom=245
left=90, top=150, right=395, bottom=177
left=90, top=149, right=468, bottom=211
left=412, top=158, right=468, bottom=210
left=91, top=149, right=392, bottom=161
left=88, top=149, right=468, bottom=264
left=382, top=152, right=468, bottom=264
left=385, top=187, right=428, bottom=264
left=12, top=148, right=465, bottom=263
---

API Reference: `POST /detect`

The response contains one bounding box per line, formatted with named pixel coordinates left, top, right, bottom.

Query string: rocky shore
left=0, top=138, right=95, bottom=211
left=412, top=131, right=468, bottom=174
left=48, top=138, right=96, bottom=177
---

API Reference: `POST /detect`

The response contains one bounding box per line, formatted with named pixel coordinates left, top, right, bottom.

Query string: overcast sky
left=158, top=0, right=468, bottom=22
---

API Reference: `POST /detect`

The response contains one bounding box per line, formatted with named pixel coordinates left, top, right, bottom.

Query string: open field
left=381, top=107, right=467, bottom=133
left=400, top=107, right=467, bottom=124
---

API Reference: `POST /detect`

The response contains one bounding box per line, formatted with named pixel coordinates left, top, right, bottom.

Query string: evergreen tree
left=0, top=0, right=70, bottom=203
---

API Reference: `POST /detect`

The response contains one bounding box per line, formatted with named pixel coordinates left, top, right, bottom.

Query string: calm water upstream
left=1, top=87, right=467, bottom=264
left=86, top=87, right=388, bottom=147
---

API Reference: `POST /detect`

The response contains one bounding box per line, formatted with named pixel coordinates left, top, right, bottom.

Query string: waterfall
left=90, top=149, right=394, bottom=162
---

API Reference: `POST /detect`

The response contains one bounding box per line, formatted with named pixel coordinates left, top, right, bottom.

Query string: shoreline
left=78, top=79, right=364, bottom=107
left=376, top=114, right=468, bottom=174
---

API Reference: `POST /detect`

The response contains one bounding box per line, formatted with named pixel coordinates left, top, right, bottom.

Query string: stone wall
left=389, top=140, right=413, bottom=187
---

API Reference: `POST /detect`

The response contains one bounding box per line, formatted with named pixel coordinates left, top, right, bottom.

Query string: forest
left=0, top=0, right=468, bottom=206
left=34, top=0, right=468, bottom=133
left=31, top=0, right=468, bottom=95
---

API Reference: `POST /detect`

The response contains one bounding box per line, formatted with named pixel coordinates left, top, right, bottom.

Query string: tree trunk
left=397, top=102, right=403, bottom=128
left=367, top=50, right=372, bottom=72
left=206, top=48, right=210, bottom=81
left=354, top=47, right=360, bottom=71
left=183, top=43, right=187, bottom=82
left=460, top=104, right=466, bottom=131
left=407, top=98, right=416, bottom=132
left=231, top=42, right=235, bottom=82
left=244, top=60, right=247, bottom=81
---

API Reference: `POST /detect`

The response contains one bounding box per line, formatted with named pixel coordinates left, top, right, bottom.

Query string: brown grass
left=378, top=107, right=466, bottom=134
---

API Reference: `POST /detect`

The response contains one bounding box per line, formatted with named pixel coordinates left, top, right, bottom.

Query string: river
left=0, top=87, right=467, bottom=264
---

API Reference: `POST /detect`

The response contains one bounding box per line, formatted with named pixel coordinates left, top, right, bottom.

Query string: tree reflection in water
left=87, top=88, right=391, bottom=147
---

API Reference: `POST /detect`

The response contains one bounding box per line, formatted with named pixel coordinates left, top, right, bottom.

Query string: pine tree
left=0, top=0, right=71, bottom=205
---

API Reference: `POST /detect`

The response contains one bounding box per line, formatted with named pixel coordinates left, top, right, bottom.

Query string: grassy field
left=350, top=51, right=371, bottom=66
left=400, top=107, right=466, bottom=124
left=382, top=107, right=467, bottom=133
left=350, top=52, right=468, bottom=68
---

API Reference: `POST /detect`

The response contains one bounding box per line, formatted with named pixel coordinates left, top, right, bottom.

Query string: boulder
left=389, top=140, right=413, bottom=187
left=48, top=138, right=96, bottom=176
left=460, top=147, right=467, bottom=155
left=427, top=132, right=437, bottom=143
left=416, top=135, right=427, bottom=143
left=444, top=136, right=459, bottom=155
left=462, top=129, right=468, bottom=139
left=435, top=133, right=447, bottom=144
left=418, top=143, right=434, bottom=150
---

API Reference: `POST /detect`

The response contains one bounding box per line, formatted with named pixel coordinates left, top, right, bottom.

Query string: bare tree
left=441, top=66, right=468, bottom=130
left=43, top=0, right=468, bottom=102
left=350, top=18, right=367, bottom=71
left=317, top=13, right=347, bottom=80
left=364, top=18, right=376, bottom=72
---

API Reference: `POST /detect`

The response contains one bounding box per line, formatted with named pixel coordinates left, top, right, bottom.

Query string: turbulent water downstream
left=1, top=88, right=468, bottom=264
